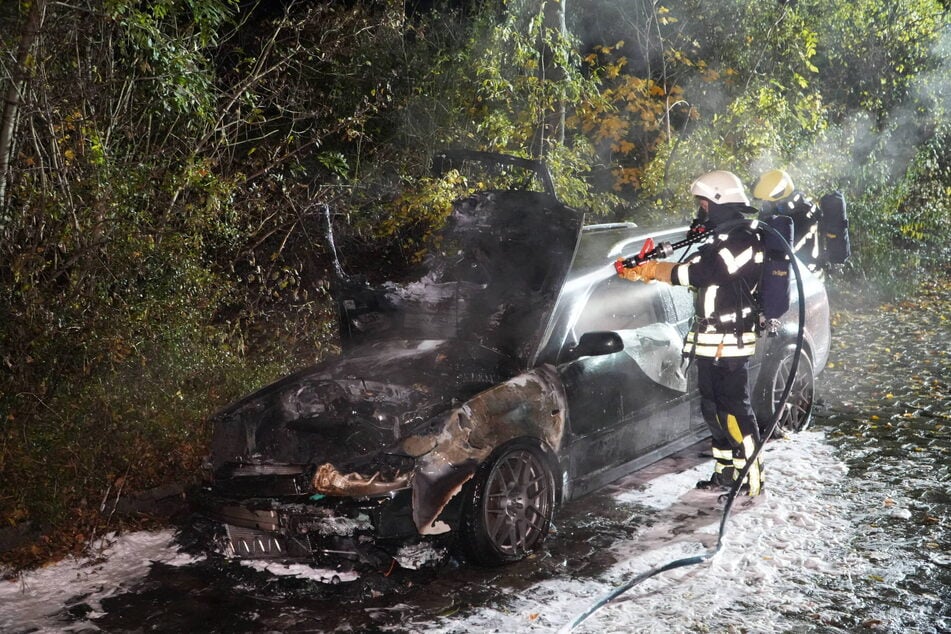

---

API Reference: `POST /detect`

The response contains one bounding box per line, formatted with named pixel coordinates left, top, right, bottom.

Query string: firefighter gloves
left=615, top=259, right=675, bottom=284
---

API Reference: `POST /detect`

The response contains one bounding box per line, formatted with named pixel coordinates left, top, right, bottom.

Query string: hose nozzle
left=616, top=239, right=675, bottom=271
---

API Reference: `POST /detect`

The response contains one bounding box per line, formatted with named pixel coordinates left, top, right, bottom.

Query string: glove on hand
left=616, top=258, right=642, bottom=282
left=615, top=259, right=675, bottom=283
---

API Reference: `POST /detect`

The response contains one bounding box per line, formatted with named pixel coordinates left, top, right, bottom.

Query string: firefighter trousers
left=697, top=356, right=764, bottom=495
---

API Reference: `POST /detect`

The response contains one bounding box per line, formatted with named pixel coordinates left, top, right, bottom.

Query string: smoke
left=569, top=1, right=948, bottom=200
left=788, top=25, right=949, bottom=196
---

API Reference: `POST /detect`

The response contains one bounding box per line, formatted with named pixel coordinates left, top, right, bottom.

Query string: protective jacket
left=669, top=204, right=764, bottom=359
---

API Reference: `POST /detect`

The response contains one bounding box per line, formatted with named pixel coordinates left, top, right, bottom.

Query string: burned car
left=196, top=163, right=830, bottom=570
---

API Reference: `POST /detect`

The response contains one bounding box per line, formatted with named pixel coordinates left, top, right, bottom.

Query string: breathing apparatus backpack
left=716, top=217, right=793, bottom=338
left=758, top=216, right=793, bottom=336
left=819, top=191, right=851, bottom=264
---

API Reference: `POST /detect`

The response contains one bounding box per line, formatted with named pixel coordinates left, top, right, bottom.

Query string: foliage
left=0, top=0, right=389, bottom=563
left=376, top=170, right=468, bottom=263
left=627, top=0, right=947, bottom=239
left=895, top=124, right=951, bottom=248
left=811, top=0, right=947, bottom=123
left=840, top=121, right=951, bottom=296
left=573, top=41, right=689, bottom=194
left=425, top=0, right=618, bottom=213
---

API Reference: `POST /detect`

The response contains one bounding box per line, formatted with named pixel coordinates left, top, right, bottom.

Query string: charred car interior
left=194, top=153, right=831, bottom=571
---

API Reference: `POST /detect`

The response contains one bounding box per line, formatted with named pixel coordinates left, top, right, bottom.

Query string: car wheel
left=461, top=441, right=555, bottom=566
left=757, top=345, right=815, bottom=436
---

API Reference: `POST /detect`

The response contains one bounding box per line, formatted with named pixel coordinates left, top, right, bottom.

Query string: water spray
left=564, top=219, right=807, bottom=632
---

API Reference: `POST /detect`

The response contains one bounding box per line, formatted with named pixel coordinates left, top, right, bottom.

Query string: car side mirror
left=564, top=331, right=624, bottom=362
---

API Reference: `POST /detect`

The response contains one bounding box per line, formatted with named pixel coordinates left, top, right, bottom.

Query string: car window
left=536, top=223, right=694, bottom=366
left=665, top=238, right=703, bottom=336
left=566, top=276, right=663, bottom=348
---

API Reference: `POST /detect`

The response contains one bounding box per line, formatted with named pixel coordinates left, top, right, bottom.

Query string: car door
left=556, top=275, right=691, bottom=496
left=662, top=279, right=706, bottom=435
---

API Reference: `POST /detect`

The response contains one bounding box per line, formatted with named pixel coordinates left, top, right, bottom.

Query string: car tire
left=460, top=441, right=555, bottom=566
left=755, top=344, right=815, bottom=437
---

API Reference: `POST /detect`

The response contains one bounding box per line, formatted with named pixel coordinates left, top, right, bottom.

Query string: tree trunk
left=533, top=0, right=567, bottom=160
left=0, top=0, right=48, bottom=211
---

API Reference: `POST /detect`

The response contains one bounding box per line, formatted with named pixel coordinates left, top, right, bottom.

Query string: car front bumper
left=191, top=485, right=419, bottom=568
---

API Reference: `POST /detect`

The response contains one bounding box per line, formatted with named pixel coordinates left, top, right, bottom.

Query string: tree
left=0, top=0, right=48, bottom=211
left=535, top=0, right=567, bottom=156
left=812, top=0, right=945, bottom=124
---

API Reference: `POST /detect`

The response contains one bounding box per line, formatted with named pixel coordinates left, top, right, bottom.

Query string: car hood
left=332, top=190, right=585, bottom=369
left=209, top=338, right=518, bottom=473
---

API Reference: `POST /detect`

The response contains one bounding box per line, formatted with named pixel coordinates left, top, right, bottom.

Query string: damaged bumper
left=194, top=485, right=422, bottom=567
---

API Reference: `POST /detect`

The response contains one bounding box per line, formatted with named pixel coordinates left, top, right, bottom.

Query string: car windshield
left=338, top=191, right=584, bottom=366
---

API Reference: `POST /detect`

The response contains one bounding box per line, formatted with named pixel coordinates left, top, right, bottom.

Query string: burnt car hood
left=209, top=338, right=518, bottom=474
left=211, top=190, right=583, bottom=476
left=333, top=190, right=585, bottom=368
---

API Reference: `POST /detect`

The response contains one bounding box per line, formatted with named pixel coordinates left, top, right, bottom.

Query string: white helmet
left=689, top=170, right=750, bottom=205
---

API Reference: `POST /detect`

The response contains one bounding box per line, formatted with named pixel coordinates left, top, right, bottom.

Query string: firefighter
left=753, top=169, right=823, bottom=272
left=616, top=170, right=765, bottom=496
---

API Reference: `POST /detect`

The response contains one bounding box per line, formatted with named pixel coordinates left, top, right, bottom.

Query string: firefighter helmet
left=689, top=170, right=750, bottom=205
left=753, top=169, right=795, bottom=201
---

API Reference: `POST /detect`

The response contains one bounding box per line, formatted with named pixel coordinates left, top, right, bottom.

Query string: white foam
left=0, top=530, right=200, bottom=633
left=1, top=431, right=920, bottom=633
left=416, top=431, right=871, bottom=633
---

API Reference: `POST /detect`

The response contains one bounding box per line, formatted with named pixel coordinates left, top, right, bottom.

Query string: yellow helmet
left=753, top=169, right=795, bottom=201
left=689, top=170, right=749, bottom=205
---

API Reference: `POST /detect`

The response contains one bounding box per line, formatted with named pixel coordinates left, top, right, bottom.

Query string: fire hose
left=564, top=218, right=806, bottom=631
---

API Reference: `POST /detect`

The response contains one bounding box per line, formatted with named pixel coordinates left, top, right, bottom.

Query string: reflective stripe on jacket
left=671, top=223, right=764, bottom=359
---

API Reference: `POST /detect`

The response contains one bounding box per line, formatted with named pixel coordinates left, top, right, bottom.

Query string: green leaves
left=813, top=0, right=944, bottom=120
left=318, top=152, right=350, bottom=179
